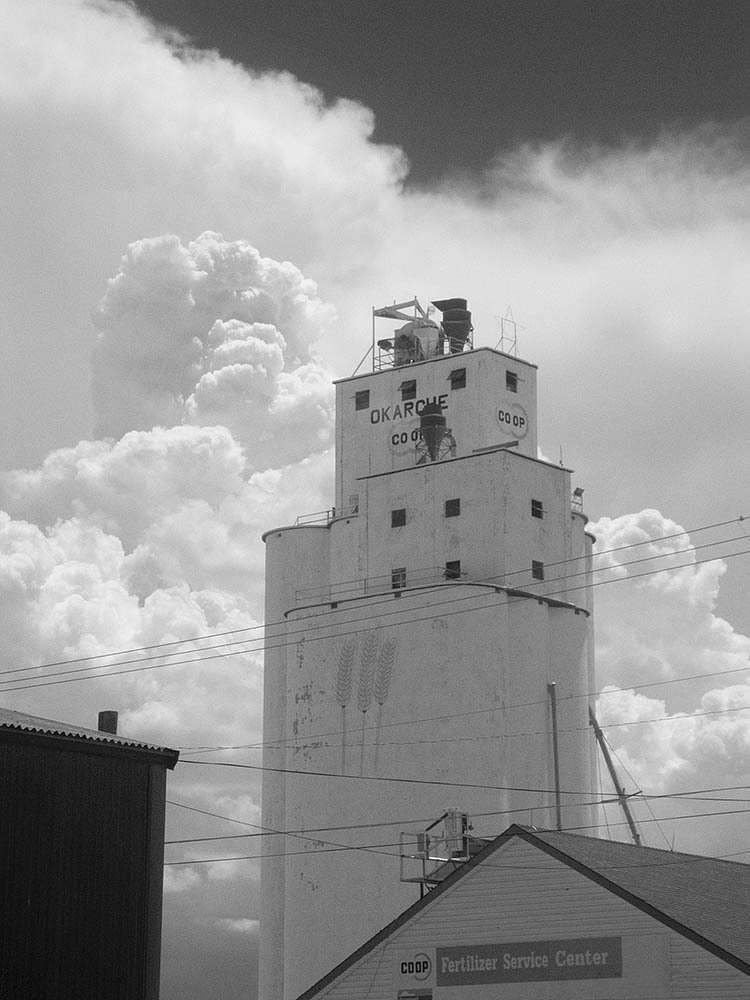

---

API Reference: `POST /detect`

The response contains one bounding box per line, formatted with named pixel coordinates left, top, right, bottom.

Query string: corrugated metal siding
left=0, top=741, right=154, bottom=999
left=309, top=839, right=750, bottom=999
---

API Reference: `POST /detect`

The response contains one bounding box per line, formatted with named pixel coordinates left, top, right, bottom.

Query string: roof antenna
left=493, top=306, right=521, bottom=356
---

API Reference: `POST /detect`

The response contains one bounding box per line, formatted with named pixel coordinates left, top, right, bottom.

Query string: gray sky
left=2, top=3, right=750, bottom=998
left=134, top=0, right=750, bottom=186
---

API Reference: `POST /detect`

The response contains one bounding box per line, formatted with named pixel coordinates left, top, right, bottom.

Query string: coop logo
left=497, top=402, right=528, bottom=438
left=400, top=953, right=432, bottom=981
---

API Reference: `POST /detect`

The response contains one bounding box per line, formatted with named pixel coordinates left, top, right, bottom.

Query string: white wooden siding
left=307, top=838, right=750, bottom=1000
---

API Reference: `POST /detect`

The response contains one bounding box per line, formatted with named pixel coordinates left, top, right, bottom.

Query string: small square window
left=355, top=389, right=370, bottom=410
left=445, top=498, right=461, bottom=518
left=532, top=560, right=544, bottom=580
left=400, top=379, right=416, bottom=401
left=531, top=499, right=544, bottom=519
left=506, top=370, right=518, bottom=392
left=444, top=560, right=462, bottom=580
left=391, top=508, right=406, bottom=527
left=449, top=368, right=466, bottom=390
left=391, top=567, right=407, bottom=589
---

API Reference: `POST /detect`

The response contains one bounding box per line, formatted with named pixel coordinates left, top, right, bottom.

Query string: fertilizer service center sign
left=436, top=937, right=622, bottom=986
left=396, top=937, right=624, bottom=997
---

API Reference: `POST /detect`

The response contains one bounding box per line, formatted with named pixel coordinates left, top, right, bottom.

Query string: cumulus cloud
left=591, top=509, right=749, bottom=695
left=590, top=510, right=750, bottom=852
left=92, top=231, right=335, bottom=463
left=0, top=231, right=336, bottom=743
left=0, top=227, right=336, bottom=769
left=164, top=866, right=201, bottom=894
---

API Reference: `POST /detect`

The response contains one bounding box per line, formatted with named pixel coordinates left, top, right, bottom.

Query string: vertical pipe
left=548, top=682, right=563, bottom=831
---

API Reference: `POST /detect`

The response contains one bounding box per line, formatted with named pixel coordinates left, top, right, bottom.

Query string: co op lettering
left=392, top=428, right=422, bottom=446
left=370, top=395, right=448, bottom=425
left=497, top=408, right=526, bottom=430
left=400, top=956, right=432, bottom=978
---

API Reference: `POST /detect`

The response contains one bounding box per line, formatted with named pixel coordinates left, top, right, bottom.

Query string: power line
left=180, top=651, right=750, bottom=754
left=2, top=514, right=745, bottom=687
left=177, top=685, right=750, bottom=763
left=178, top=756, right=597, bottom=796
left=164, top=805, right=750, bottom=866
left=3, top=538, right=749, bottom=694
left=165, top=795, right=620, bottom=845
left=164, top=840, right=403, bottom=865
left=166, top=781, right=750, bottom=849
left=195, top=683, right=750, bottom=754
left=3, top=533, right=746, bottom=691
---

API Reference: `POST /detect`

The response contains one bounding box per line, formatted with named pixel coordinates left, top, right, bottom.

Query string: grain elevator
left=260, top=298, right=597, bottom=999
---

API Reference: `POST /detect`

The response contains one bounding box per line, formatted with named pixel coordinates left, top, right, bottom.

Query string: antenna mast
left=494, top=306, right=520, bottom=356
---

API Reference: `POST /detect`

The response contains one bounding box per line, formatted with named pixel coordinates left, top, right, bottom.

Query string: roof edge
left=514, top=826, right=750, bottom=979
left=0, top=708, right=179, bottom=768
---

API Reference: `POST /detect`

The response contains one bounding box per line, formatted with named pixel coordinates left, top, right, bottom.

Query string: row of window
left=390, top=561, right=462, bottom=589
left=354, top=370, right=519, bottom=409
left=391, top=498, right=544, bottom=526
left=390, top=559, right=544, bottom=589
left=391, top=499, right=460, bottom=526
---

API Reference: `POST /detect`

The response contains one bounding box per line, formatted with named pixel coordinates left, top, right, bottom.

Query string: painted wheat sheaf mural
left=334, top=631, right=399, bottom=774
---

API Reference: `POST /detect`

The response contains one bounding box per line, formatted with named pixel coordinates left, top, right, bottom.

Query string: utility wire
left=166, top=781, right=750, bottom=847
left=2, top=515, right=745, bottom=687
left=164, top=805, right=750, bottom=866
left=180, top=653, right=750, bottom=755
left=179, top=756, right=599, bottom=795
left=3, top=540, right=749, bottom=694
left=174, top=695, right=750, bottom=763
left=3, top=533, right=745, bottom=690
left=165, top=794, right=620, bottom=845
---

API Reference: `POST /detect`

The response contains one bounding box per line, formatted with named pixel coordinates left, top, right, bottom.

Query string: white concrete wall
left=359, top=449, right=580, bottom=597
left=335, top=349, right=538, bottom=509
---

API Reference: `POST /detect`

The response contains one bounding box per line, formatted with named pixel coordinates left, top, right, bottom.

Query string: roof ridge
left=520, top=824, right=750, bottom=870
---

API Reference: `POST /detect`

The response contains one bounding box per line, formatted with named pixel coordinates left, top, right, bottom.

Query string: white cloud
left=591, top=510, right=749, bottom=696
left=215, top=917, right=260, bottom=935
left=92, top=231, right=336, bottom=462
left=164, top=866, right=201, bottom=894
left=591, top=510, right=750, bottom=853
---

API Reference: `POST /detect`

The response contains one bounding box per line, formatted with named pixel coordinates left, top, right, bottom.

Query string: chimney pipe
left=97, top=710, right=118, bottom=735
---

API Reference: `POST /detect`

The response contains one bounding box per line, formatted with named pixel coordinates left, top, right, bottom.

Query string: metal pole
left=547, top=682, right=563, bottom=831
left=589, top=706, right=642, bottom=846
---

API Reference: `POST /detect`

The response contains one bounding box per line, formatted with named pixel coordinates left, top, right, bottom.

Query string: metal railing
left=295, top=564, right=463, bottom=605
left=374, top=330, right=475, bottom=372
left=294, top=503, right=359, bottom=527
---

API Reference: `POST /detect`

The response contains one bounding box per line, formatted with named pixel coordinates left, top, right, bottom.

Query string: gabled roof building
left=297, top=824, right=750, bottom=1000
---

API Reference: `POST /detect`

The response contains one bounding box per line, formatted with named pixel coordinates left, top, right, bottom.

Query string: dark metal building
left=0, top=707, right=178, bottom=1000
